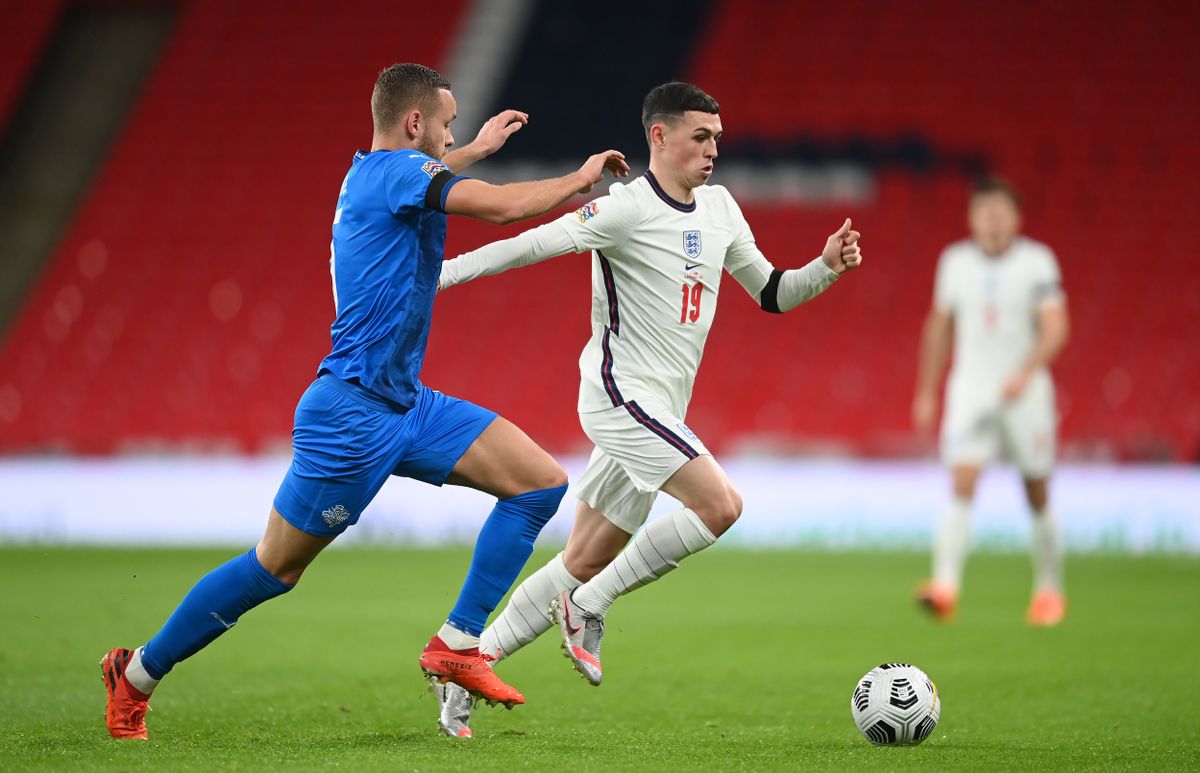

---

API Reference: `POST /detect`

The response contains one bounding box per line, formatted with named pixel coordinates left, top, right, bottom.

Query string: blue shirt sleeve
left=384, top=151, right=468, bottom=215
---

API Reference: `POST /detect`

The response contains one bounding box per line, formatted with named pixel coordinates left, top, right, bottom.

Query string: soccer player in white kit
left=912, top=178, right=1070, bottom=626
left=428, top=82, right=863, bottom=736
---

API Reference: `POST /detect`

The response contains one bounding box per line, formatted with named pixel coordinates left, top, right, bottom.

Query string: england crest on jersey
left=683, top=230, right=702, bottom=259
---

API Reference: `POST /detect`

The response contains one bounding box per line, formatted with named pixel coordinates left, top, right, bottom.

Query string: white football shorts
left=940, top=371, right=1057, bottom=478
left=575, top=396, right=710, bottom=534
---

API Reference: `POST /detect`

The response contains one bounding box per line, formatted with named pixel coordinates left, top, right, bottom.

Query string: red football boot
left=101, top=647, right=150, bottom=740
left=1027, top=589, right=1067, bottom=626
left=916, top=580, right=958, bottom=622
left=419, top=636, right=524, bottom=708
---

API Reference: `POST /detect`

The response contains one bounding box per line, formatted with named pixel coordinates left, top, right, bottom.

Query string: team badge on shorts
left=683, top=230, right=702, bottom=259
left=421, top=160, right=450, bottom=178
left=676, top=422, right=700, bottom=443
left=322, top=504, right=351, bottom=528
left=576, top=201, right=600, bottom=223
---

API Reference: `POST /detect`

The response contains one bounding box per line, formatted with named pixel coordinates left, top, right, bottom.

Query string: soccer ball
left=850, top=662, right=940, bottom=745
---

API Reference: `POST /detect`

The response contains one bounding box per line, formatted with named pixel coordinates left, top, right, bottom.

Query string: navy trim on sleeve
left=425, top=170, right=464, bottom=213
left=760, top=268, right=784, bottom=313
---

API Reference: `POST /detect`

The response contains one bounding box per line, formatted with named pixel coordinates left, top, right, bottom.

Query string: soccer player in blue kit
left=100, top=63, right=629, bottom=739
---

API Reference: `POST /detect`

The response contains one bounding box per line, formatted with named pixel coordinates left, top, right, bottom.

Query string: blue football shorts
left=273, top=373, right=497, bottom=536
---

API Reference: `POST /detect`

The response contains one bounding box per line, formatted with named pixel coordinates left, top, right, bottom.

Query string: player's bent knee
left=951, top=469, right=980, bottom=501
left=952, top=482, right=975, bottom=500
left=541, top=461, right=569, bottom=491
left=511, top=459, right=568, bottom=496
left=563, top=551, right=609, bottom=582
left=270, top=567, right=306, bottom=586
left=254, top=549, right=309, bottom=586
left=256, top=552, right=324, bottom=585
left=730, top=488, right=744, bottom=519
left=565, top=536, right=623, bottom=580
left=698, top=492, right=742, bottom=537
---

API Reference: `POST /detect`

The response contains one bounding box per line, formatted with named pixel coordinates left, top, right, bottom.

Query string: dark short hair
left=371, top=63, right=451, bottom=134
left=641, top=82, right=719, bottom=136
left=971, top=176, right=1021, bottom=209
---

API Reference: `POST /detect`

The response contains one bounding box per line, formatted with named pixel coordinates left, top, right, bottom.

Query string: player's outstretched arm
left=442, top=109, right=528, bottom=173
left=440, top=180, right=641, bottom=292
left=443, top=151, right=629, bottom=225
left=913, top=308, right=953, bottom=436
left=727, top=218, right=863, bottom=313
left=438, top=219, right=580, bottom=291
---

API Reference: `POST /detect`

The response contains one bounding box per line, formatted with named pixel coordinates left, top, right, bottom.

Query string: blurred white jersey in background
left=935, top=236, right=1065, bottom=475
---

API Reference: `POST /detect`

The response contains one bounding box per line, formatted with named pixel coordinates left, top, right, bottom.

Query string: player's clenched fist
left=821, top=218, right=864, bottom=275
left=576, top=150, right=631, bottom=193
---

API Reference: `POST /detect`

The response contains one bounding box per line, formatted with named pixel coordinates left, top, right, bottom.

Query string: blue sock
left=447, top=483, right=567, bottom=637
left=140, top=548, right=293, bottom=679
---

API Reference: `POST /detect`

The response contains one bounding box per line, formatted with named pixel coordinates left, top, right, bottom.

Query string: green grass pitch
left=1, top=546, right=1197, bottom=771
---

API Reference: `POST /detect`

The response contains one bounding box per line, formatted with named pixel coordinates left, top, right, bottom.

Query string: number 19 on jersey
left=680, top=283, right=703, bottom=324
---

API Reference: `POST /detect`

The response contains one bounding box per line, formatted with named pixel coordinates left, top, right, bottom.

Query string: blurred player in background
left=100, top=63, right=629, bottom=740
left=431, top=82, right=863, bottom=736
left=912, top=178, right=1070, bottom=626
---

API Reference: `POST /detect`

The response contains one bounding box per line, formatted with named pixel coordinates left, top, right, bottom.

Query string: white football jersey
left=558, top=173, right=763, bottom=416
left=934, top=236, right=1065, bottom=386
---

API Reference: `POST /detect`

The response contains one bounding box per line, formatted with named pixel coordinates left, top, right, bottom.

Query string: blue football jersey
left=319, top=149, right=467, bottom=408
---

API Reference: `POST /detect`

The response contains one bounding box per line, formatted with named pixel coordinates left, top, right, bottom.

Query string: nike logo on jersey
left=684, top=262, right=702, bottom=271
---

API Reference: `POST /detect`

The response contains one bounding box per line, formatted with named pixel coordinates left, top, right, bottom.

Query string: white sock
left=438, top=622, right=479, bottom=651
left=479, top=552, right=581, bottom=661
left=1030, top=506, right=1063, bottom=593
left=124, top=646, right=160, bottom=695
left=571, top=508, right=716, bottom=618
left=932, top=497, right=972, bottom=591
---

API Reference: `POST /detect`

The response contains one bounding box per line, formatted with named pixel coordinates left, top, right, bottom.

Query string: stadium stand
left=0, top=0, right=467, bottom=453
left=437, top=0, right=1200, bottom=460
left=0, top=0, right=1196, bottom=460
left=0, top=1, right=65, bottom=127
left=686, top=0, right=1199, bottom=460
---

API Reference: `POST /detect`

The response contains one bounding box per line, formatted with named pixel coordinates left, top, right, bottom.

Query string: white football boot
left=430, top=679, right=473, bottom=738
left=550, top=590, right=605, bottom=686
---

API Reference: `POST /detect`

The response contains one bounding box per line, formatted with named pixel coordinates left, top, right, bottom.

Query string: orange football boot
left=1027, top=589, right=1066, bottom=626
left=100, top=647, right=150, bottom=739
left=419, top=636, right=524, bottom=708
left=916, top=580, right=958, bottom=622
